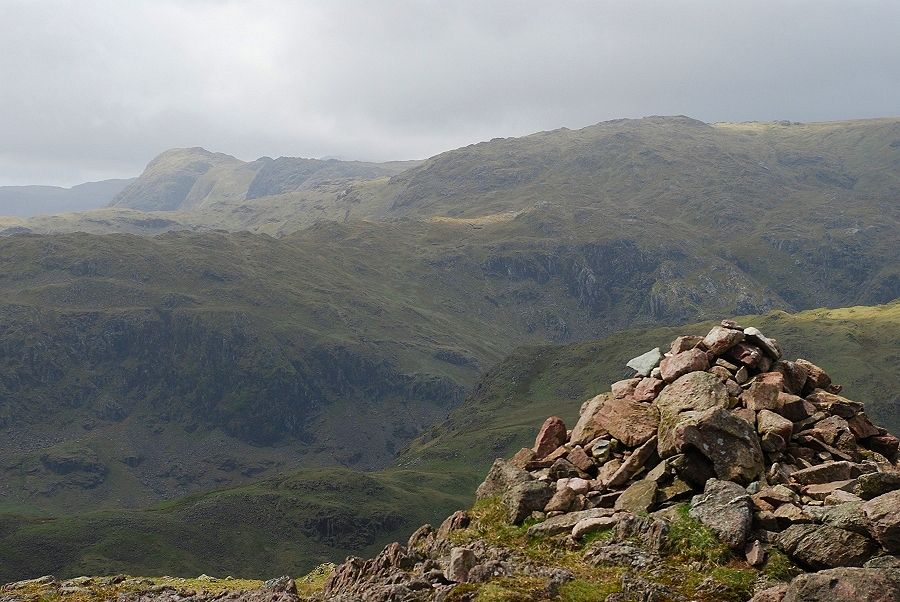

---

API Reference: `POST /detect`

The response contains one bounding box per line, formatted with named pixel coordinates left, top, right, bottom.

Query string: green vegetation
left=666, top=504, right=731, bottom=564
left=0, top=468, right=468, bottom=584
left=441, top=497, right=759, bottom=602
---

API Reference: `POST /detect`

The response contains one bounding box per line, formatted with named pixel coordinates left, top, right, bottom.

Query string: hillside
left=0, top=179, right=133, bottom=219
left=1, top=304, right=896, bottom=584
left=0, top=117, right=898, bottom=514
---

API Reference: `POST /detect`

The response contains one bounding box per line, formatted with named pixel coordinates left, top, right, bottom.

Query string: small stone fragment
left=626, top=347, right=663, bottom=377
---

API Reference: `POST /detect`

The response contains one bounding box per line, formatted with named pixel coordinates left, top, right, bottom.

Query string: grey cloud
left=1, top=0, right=899, bottom=185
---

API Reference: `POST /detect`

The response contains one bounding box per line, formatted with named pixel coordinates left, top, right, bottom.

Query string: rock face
left=318, top=320, right=900, bottom=602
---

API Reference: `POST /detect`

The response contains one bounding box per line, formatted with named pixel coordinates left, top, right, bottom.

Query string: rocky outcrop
left=317, top=321, right=900, bottom=601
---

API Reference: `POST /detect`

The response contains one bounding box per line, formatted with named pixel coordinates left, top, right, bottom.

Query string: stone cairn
left=322, top=321, right=900, bottom=601
left=492, top=321, right=900, bottom=565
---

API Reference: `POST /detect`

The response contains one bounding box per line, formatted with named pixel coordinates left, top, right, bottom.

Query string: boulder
left=745, top=539, right=766, bottom=567
left=861, top=490, right=900, bottom=552
left=742, top=381, right=781, bottom=411
left=611, top=377, right=642, bottom=398
left=614, top=479, right=658, bottom=514
left=655, top=371, right=729, bottom=458
left=776, top=524, right=877, bottom=569
left=604, top=436, right=658, bottom=488
left=595, top=396, right=659, bottom=448
left=781, top=568, right=900, bottom=602
left=708, top=365, right=733, bottom=381
left=743, top=327, right=782, bottom=359
left=795, top=359, right=832, bottom=394
left=702, top=326, right=744, bottom=355
left=436, top=511, right=470, bottom=540
left=570, top=394, right=611, bottom=446
left=526, top=508, right=615, bottom=537
left=670, top=335, right=703, bottom=354
left=779, top=393, right=815, bottom=421
left=726, top=341, right=764, bottom=368
left=633, top=377, right=666, bottom=402
left=572, top=516, right=619, bottom=539
left=773, top=360, right=809, bottom=396
left=807, top=390, right=864, bottom=418
left=808, top=502, right=869, bottom=535
left=668, top=450, right=715, bottom=488
left=749, top=584, right=789, bottom=602
left=549, top=458, right=582, bottom=480
left=533, top=416, right=567, bottom=459
left=758, top=409, right=793, bottom=441
left=656, top=477, right=692, bottom=504
left=866, top=434, right=900, bottom=459
left=476, top=459, right=533, bottom=499
left=544, top=487, right=577, bottom=513
left=566, top=447, right=595, bottom=474
left=802, top=480, right=857, bottom=501
left=790, top=461, right=861, bottom=485
left=689, top=479, right=752, bottom=550
left=854, top=472, right=900, bottom=500
left=626, top=347, right=663, bottom=377
left=503, top=481, right=553, bottom=524
left=659, top=348, right=709, bottom=382
left=444, top=548, right=478, bottom=583
left=675, top=407, right=765, bottom=484
left=847, top=414, right=881, bottom=439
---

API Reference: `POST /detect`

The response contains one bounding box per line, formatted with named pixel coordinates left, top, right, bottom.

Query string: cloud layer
left=2, top=0, right=899, bottom=185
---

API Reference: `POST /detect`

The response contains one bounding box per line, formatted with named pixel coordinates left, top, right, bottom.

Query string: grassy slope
left=1, top=303, right=896, bottom=583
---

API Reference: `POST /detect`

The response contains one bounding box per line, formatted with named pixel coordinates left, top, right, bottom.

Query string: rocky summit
left=314, top=321, right=900, bottom=601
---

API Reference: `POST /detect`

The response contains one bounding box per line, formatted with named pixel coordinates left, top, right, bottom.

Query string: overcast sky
left=2, top=0, right=899, bottom=186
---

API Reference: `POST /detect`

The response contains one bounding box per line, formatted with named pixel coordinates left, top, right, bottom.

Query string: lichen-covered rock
left=503, top=481, right=553, bottom=524
left=676, top=407, right=765, bottom=484
left=854, top=472, right=900, bottom=500
left=614, top=479, right=658, bottom=513
left=779, top=567, right=900, bottom=602
left=776, top=524, right=877, bottom=569
left=654, top=371, right=729, bottom=458
left=690, top=479, right=752, bottom=550
left=476, top=459, right=533, bottom=500
left=861, top=490, right=900, bottom=552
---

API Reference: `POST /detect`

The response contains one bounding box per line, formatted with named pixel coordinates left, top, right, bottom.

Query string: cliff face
left=316, top=321, right=900, bottom=602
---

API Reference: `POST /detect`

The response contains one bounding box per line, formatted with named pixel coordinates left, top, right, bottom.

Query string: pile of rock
left=482, top=320, right=900, bottom=572
left=320, top=321, right=900, bottom=601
